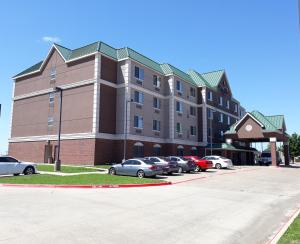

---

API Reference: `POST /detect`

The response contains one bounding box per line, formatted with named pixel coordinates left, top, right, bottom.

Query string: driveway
left=0, top=165, right=300, bottom=244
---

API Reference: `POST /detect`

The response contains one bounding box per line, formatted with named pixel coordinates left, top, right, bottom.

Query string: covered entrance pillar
left=283, top=142, right=290, bottom=166
left=270, top=137, right=277, bottom=166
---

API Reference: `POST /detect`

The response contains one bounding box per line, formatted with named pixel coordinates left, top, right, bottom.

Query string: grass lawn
left=0, top=174, right=163, bottom=185
left=92, top=165, right=112, bottom=169
left=279, top=214, right=300, bottom=244
left=37, top=164, right=100, bottom=173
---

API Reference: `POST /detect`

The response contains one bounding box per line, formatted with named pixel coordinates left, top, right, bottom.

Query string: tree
left=289, top=133, right=300, bottom=161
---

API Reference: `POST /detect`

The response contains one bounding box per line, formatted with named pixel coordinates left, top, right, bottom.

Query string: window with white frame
left=190, top=126, right=196, bottom=136
left=176, top=122, right=182, bottom=134
left=219, top=96, right=223, bottom=106
left=227, top=100, right=230, bottom=109
left=153, top=75, right=161, bottom=88
left=153, top=120, right=161, bottom=131
left=134, top=91, right=144, bottom=104
left=176, top=101, right=183, bottom=113
left=50, top=67, right=56, bottom=80
left=153, top=97, right=161, bottom=109
left=134, top=115, right=143, bottom=129
left=208, top=91, right=213, bottom=101
left=48, top=117, right=54, bottom=126
left=219, top=113, right=224, bottom=123
left=190, top=106, right=196, bottom=116
left=220, top=130, right=224, bottom=137
left=190, top=87, right=196, bottom=97
left=234, top=104, right=238, bottom=113
left=176, top=80, right=183, bottom=93
left=208, top=109, right=213, bottom=119
left=227, top=116, right=231, bottom=125
left=134, top=66, right=144, bottom=81
left=49, top=92, right=55, bottom=104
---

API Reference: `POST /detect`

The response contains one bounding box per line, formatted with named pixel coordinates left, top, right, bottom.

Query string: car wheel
left=108, top=167, right=116, bottom=175
left=137, top=170, right=145, bottom=178
left=177, top=167, right=183, bottom=174
left=195, top=165, right=200, bottom=172
left=23, top=166, right=35, bottom=175
left=13, top=173, right=20, bottom=176
left=215, top=163, right=222, bottom=170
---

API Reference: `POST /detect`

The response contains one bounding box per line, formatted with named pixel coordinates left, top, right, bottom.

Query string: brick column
left=270, top=137, right=277, bottom=166
left=283, top=142, right=290, bottom=166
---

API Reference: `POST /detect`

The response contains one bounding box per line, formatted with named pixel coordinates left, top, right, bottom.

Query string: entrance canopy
left=225, top=110, right=289, bottom=166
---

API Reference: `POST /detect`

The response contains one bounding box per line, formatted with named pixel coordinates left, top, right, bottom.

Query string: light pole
left=123, top=99, right=133, bottom=162
left=54, top=87, right=63, bottom=171
left=209, top=109, right=216, bottom=156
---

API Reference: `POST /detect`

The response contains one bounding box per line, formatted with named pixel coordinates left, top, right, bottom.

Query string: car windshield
left=180, top=157, right=189, bottom=161
left=220, top=157, right=227, bottom=159
left=142, top=159, right=155, bottom=165
left=261, top=153, right=271, bottom=157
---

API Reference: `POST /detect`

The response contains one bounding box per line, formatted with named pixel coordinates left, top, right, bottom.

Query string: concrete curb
left=0, top=181, right=172, bottom=189
left=267, top=205, right=300, bottom=244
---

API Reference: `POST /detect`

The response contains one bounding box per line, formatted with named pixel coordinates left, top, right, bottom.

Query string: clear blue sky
left=0, top=0, right=299, bottom=154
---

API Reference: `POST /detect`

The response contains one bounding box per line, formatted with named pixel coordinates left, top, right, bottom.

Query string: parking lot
left=1, top=165, right=300, bottom=244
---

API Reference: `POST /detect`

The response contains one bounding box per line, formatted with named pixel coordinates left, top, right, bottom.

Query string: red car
left=184, top=156, right=213, bottom=172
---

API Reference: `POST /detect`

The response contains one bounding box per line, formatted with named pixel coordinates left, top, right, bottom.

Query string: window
left=219, top=113, right=224, bottom=123
left=234, top=104, right=238, bottom=113
left=153, top=145, right=161, bottom=156
left=134, top=115, right=143, bottom=129
left=190, top=106, right=196, bottom=116
left=190, top=87, right=196, bottom=97
left=133, top=142, right=144, bottom=158
left=220, top=130, right=224, bottom=137
left=176, top=122, right=182, bottom=134
left=134, top=91, right=144, bottom=104
left=48, top=117, right=54, bottom=126
left=176, top=101, right=183, bottom=113
left=153, top=75, right=161, bottom=88
left=208, top=91, right=213, bottom=101
left=50, top=67, right=56, bottom=80
left=190, top=126, right=196, bottom=136
left=219, top=96, right=223, bottom=106
left=177, top=146, right=184, bottom=156
left=153, top=97, right=161, bottom=109
left=49, top=92, right=55, bottom=104
left=176, top=80, right=183, bottom=93
left=227, top=116, right=231, bottom=125
left=208, top=128, right=212, bottom=137
left=208, top=109, right=213, bottom=120
left=153, top=120, right=161, bottom=131
left=227, top=100, right=230, bottom=109
left=134, top=66, right=144, bottom=81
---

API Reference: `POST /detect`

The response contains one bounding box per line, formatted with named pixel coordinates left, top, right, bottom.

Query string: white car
left=202, top=155, right=233, bottom=169
left=0, top=156, right=37, bottom=176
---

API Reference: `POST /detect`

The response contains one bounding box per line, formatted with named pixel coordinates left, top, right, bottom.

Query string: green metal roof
left=225, top=111, right=285, bottom=134
left=13, top=41, right=230, bottom=89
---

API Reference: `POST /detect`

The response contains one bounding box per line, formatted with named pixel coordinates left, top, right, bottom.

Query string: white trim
left=168, top=76, right=175, bottom=140
left=134, top=142, right=144, bottom=146
left=233, top=112, right=264, bottom=130
left=270, top=137, right=277, bottom=142
left=177, top=145, right=184, bottom=149
left=202, top=87, right=208, bottom=144
left=14, top=79, right=96, bottom=101
left=9, top=81, right=16, bottom=138
left=92, top=54, right=101, bottom=133
left=130, top=83, right=165, bottom=99
left=206, top=104, right=239, bottom=119
left=153, top=144, right=161, bottom=148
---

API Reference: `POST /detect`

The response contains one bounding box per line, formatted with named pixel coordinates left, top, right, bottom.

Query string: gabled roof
left=12, top=41, right=235, bottom=91
left=226, top=110, right=286, bottom=134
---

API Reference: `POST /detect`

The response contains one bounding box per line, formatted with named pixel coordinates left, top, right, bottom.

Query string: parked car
left=0, top=156, right=37, bottom=176
left=165, top=156, right=196, bottom=173
left=257, top=152, right=281, bottom=166
left=108, top=158, right=163, bottom=178
left=183, top=156, right=213, bottom=172
left=201, top=155, right=233, bottom=169
left=144, top=157, right=180, bottom=175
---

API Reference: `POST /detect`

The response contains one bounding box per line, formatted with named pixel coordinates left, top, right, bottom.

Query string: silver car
left=0, top=156, right=37, bottom=176
left=108, top=158, right=163, bottom=178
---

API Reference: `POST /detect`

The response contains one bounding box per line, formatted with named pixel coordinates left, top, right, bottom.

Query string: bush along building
left=9, top=41, right=249, bottom=165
